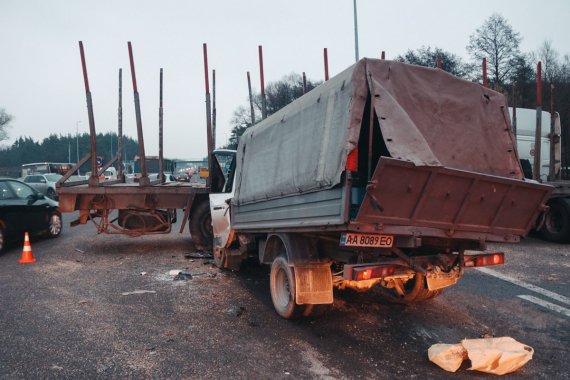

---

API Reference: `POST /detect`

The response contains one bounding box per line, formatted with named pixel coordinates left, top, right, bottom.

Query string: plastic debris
left=74, top=248, right=85, bottom=253
left=462, top=337, right=534, bottom=375
left=428, top=344, right=468, bottom=372
left=169, top=269, right=183, bottom=276
left=428, top=337, right=533, bottom=375
left=121, top=290, right=156, bottom=296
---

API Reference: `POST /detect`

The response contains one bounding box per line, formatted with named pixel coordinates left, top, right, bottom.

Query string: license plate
left=340, top=233, right=394, bottom=248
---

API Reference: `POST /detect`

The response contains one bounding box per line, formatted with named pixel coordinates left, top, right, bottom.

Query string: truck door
left=209, top=151, right=236, bottom=249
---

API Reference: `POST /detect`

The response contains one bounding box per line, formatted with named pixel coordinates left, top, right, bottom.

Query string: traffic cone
left=18, top=232, right=37, bottom=264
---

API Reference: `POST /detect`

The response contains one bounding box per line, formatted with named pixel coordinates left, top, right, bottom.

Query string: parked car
left=0, top=178, right=62, bottom=252
left=22, top=173, right=62, bottom=200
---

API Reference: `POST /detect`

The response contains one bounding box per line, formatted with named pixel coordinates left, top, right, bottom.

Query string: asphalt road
left=0, top=212, right=569, bottom=379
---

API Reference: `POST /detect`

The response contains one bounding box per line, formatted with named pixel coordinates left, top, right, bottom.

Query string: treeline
left=0, top=132, right=139, bottom=177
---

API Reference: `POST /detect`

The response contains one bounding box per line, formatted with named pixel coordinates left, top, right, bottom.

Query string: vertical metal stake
left=534, top=61, right=542, bottom=181
left=247, top=71, right=255, bottom=126
left=259, top=45, right=267, bottom=119
left=78, top=41, right=99, bottom=187
left=128, top=41, right=150, bottom=186
left=118, top=68, right=124, bottom=182
left=159, top=68, right=164, bottom=183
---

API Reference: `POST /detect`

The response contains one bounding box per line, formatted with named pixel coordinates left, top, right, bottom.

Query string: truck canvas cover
left=234, top=59, right=525, bottom=206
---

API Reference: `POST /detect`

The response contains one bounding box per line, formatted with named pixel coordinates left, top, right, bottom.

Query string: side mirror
left=36, top=193, right=45, bottom=199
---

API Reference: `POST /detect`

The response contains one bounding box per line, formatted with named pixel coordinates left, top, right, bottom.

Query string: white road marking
left=517, top=295, right=570, bottom=318
left=476, top=267, right=570, bottom=306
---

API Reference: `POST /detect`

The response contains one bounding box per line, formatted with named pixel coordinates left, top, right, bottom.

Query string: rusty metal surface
left=353, top=158, right=552, bottom=239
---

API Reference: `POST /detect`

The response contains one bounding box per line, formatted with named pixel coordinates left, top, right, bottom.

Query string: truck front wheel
left=539, top=200, right=570, bottom=243
left=270, top=255, right=306, bottom=319
left=189, top=201, right=213, bottom=251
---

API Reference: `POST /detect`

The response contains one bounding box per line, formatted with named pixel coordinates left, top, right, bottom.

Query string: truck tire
left=377, top=273, right=443, bottom=303
left=189, top=201, right=213, bottom=251
left=539, top=200, right=570, bottom=243
left=270, top=255, right=306, bottom=319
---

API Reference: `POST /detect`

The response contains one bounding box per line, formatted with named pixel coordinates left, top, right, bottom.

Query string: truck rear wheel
left=539, top=200, right=570, bottom=243
left=270, top=255, right=306, bottom=319
left=378, top=273, right=443, bottom=303
left=189, top=201, right=213, bottom=251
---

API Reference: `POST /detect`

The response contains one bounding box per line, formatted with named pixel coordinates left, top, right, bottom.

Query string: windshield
left=7, top=180, right=36, bottom=199
left=45, top=174, right=63, bottom=182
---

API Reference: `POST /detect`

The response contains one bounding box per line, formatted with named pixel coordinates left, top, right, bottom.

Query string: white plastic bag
left=428, top=337, right=533, bottom=375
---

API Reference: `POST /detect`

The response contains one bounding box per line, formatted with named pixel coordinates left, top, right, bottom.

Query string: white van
left=511, top=108, right=561, bottom=181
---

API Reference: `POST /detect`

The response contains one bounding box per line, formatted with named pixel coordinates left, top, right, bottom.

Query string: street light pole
left=353, top=0, right=359, bottom=62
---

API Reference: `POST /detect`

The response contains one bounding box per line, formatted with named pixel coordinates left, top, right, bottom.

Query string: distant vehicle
left=23, top=174, right=62, bottom=200
left=104, top=167, right=117, bottom=180
left=198, top=166, right=209, bottom=179
left=148, top=173, right=176, bottom=183
left=132, top=157, right=175, bottom=180
left=21, top=162, right=73, bottom=178
left=176, top=172, right=190, bottom=182
left=0, top=178, right=62, bottom=252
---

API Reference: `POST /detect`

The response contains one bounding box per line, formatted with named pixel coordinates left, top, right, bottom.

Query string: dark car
left=0, top=178, right=62, bottom=252
left=176, top=172, right=190, bottom=182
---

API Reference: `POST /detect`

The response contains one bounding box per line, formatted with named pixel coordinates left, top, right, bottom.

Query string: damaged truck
left=208, top=58, right=552, bottom=318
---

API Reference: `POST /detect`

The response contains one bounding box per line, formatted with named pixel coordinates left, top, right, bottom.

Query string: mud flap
left=294, top=263, right=333, bottom=305
left=426, top=276, right=459, bottom=291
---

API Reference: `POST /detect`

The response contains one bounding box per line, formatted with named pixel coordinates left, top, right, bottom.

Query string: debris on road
left=173, top=272, right=210, bottom=281
left=184, top=252, right=213, bottom=259
left=428, top=343, right=467, bottom=372
left=169, top=269, right=183, bottom=276
left=121, top=290, right=156, bottom=296
left=429, top=337, right=533, bottom=375
left=74, top=248, right=85, bottom=253
left=141, top=271, right=147, bottom=276
left=173, top=272, right=193, bottom=280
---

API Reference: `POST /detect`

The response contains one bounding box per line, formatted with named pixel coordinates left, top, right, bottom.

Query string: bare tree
left=396, top=46, right=474, bottom=79
left=0, top=108, right=13, bottom=142
left=467, top=13, right=522, bottom=86
left=536, top=40, right=561, bottom=83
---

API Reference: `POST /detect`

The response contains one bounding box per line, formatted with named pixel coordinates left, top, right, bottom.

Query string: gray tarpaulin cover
left=234, top=59, right=522, bottom=205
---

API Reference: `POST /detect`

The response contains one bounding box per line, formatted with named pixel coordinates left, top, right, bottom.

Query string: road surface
left=0, top=212, right=568, bottom=379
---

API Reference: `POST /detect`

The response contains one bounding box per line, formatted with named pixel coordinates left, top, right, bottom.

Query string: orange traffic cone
left=18, top=232, right=37, bottom=264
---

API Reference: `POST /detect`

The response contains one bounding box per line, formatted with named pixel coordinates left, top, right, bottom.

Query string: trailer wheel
left=539, top=200, right=570, bottom=243
left=270, top=255, right=305, bottom=319
left=378, top=273, right=443, bottom=303
left=189, top=201, right=213, bottom=251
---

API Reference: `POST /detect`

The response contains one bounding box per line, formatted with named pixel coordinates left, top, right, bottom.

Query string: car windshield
left=6, top=181, right=36, bottom=199
left=45, top=174, right=63, bottom=182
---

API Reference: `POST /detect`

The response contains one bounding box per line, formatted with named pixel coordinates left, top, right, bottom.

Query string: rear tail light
left=346, top=148, right=358, bottom=171
left=353, top=266, right=395, bottom=281
left=464, top=253, right=505, bottom=268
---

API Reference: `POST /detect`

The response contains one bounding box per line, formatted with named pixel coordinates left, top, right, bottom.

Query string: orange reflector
left=353, top=266, right=396, bottom=281
left=473, top=253, right=505, bottom=267
left=346, top=148, right=358, bottom=171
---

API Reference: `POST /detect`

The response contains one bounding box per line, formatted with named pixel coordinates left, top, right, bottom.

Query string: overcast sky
left=1, top=0, right=569, bottom=160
